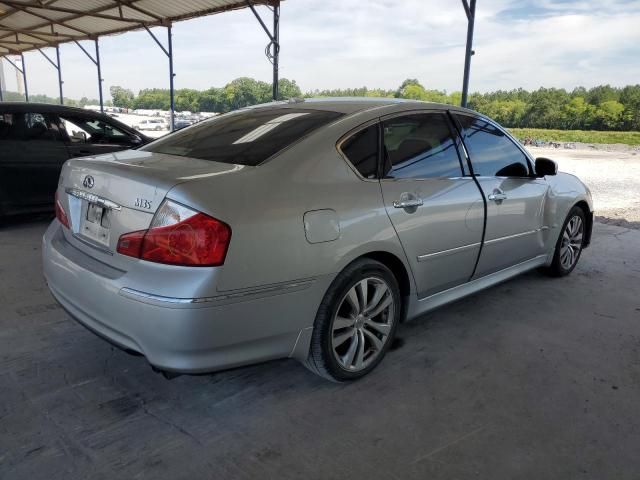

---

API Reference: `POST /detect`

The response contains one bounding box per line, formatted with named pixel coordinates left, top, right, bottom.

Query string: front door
left=454, top=113, right=549, bottom=277
left=379, top=112, right=484, bottom=298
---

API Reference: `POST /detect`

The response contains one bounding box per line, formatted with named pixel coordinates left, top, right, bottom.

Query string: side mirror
left=535, top=157, right=558, bottom=177
left=130, top=135, right=144, bottom=146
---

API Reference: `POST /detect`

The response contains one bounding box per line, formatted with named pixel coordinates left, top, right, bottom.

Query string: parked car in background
left=0, top=102, right=149, bottom=220
left=135, top=118, right=167, bottom=131
left=173, top=118, right=193, bottom=130
left=44, top=98, right=593, bottom=381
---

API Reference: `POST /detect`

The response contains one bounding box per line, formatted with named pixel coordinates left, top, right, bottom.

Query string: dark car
left=0, top=103, right=150, bottom=219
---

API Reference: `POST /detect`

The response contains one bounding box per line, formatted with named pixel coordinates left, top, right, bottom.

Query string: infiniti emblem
left=83, top=175, right=95, bottom=189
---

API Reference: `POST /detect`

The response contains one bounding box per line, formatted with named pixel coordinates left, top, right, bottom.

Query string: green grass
left=508, top=128, right=640, bottom=146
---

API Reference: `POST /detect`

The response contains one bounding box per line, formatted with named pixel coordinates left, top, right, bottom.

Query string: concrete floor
left=1, top=217, right=639, bottom=480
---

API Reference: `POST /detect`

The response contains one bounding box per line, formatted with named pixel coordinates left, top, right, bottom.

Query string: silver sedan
left=43, top=98, right=593, bottom=381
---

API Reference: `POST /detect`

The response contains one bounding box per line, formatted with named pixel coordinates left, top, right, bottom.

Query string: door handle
left=393, top=199, right=424, bottom=209
left=488, top=189, right=507, bottom=202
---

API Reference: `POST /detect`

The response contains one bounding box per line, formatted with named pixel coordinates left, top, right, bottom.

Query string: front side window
left=60, top=116, right=131, bottom=145
left=455, top=114, right=530, bottom=177
left=143, top=107, right=344, bottom=166
left=382, top=113, right=463, bottom=179
left=340, top=124, right=379, bottom=179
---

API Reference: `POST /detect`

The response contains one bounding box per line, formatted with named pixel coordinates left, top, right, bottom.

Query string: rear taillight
left=117, top=200, right=231, bottom=267
left=55, top=191, right=70, bottom=229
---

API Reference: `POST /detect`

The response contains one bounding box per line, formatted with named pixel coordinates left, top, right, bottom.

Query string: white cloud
left=1, top=0, right=638, bottom=99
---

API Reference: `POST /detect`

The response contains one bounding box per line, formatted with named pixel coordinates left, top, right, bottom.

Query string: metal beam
left=95, top=40, right=104, bottom=112
left=21, top=53, right=28, bottom=101
left=143, top=25, right=175, bottom=131
left=461, top=0, right=476, bottom=108
left=74, top=39, right=103, bottom=112
left=38, top=46, right=64, bottom=104
left=247, top=0, right=280, bottom=101
left=168, top=25, right=175, bottom=131
left=3, top=53, right=28, bottom=101
left=272, top=2, right=279, bottom=100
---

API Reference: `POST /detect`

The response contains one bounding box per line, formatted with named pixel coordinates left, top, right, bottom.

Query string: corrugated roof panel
left=0, top=0, right=276, bottom=54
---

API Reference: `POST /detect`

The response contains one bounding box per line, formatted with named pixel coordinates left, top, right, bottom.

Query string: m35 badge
left=135, top=198, right=152, bottom=209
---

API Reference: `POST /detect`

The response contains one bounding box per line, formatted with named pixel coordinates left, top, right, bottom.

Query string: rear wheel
left=545, top=206, right=586, bottom=277
left=307, top=259, right=401, bottom=381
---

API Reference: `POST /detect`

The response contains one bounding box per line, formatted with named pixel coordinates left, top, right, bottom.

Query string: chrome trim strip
left=417, top=242, right=481, bottom=262
left=119, top=279, right=316, bottom=308
left=65, top=188, right=122, bottom=211
left=417, top=226, right=549, bottom=262
left=484, top=228, right=540, bottom=245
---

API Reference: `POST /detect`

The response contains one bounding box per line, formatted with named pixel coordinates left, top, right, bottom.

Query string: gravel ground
left=527, top=146, right=640, bottom=228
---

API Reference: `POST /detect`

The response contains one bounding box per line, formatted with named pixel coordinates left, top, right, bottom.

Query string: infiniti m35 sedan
left=43, top=98, right=593, bottom=381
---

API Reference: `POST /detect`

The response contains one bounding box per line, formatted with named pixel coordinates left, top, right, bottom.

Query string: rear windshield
left=142, top=107, right=343, bottom=166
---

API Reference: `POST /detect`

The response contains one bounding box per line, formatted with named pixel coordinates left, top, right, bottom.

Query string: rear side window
left=0, top=112, right=63, bottom=141
left=340, top=124, right=379, bottom=179
left=455, top=114, right=530, bottom=177
left=382, top=113, right=463, bottom=179
left=143, top=107, right=343, bottom=166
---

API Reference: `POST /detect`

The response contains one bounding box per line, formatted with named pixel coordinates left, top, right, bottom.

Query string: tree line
left=3, top=77, right=639, bottom=131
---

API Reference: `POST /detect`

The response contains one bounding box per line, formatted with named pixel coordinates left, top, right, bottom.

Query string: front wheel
left=545, top=206, right=586, bottom=277
left=307, top=259, right=401, bottom=382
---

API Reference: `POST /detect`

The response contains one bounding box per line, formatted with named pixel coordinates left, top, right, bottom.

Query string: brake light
left=55, top=191, right=70, bottom=229
left=117, top=200, right=231, bottom=267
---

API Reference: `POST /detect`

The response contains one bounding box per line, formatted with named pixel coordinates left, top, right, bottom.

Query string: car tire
left=306, top=258, right=401, bottom=382
left=544, top=206, right=586, bottom=277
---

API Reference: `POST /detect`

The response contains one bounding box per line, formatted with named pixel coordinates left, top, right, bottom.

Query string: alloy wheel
left=331, top=277, right=395, bottom=372
left=560, top=215, right=584, bottom=270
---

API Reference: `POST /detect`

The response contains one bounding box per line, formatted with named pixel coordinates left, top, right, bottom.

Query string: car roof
left=243, top=97, right=479, bottom=116
left=0, top=102, right=110, bottom=116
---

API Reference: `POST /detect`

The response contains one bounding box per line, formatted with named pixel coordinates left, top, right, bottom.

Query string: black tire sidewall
left=311, top=259, right=401, bottom=381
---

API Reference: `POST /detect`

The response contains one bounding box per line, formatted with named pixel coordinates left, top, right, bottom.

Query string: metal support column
left=74, top=39, right=104, bottom=112
left=4, top=54, right=28, bottom=101
left=461, top=0, right=476, bottom=108
left=0, top=61, right=3, bottom=101
left=56, top=47, right=63, bottom=104
left=144, top=25, right=175, bottom=131
left=247, top=0, right=281, bottom=101
left=38, top=46, right=64, bottom=104
left=272, top=2, right=280, bottom=100
left=95, top=40, right=104, bottom=112
left=168, top=25, right=175, bottom=131
left=20, top=53, right=28, bottom=102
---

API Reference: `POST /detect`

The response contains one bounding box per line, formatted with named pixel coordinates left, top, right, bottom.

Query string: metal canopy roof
left=0, top=0, right=277, bottom=55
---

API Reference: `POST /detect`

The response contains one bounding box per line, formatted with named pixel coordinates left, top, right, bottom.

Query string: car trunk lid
left=58, top=149, right=246, bottom=269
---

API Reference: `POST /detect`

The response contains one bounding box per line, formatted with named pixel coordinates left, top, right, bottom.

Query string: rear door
left=0, top=110, right=69, bottom=209
left=454, top=113, right=549, bottom=277
left=377, top=111, right=485, bottom=298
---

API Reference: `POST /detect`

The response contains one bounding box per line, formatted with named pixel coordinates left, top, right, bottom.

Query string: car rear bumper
left=42, top=220, right=329, bottom=373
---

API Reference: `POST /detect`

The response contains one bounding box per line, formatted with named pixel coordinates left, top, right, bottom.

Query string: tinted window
left=0, top=112, right=62, bottom=141
left=60, top=115, right=132, bottom=145
left=340, top=124, right=378, bottom=179
left=382, top=113, right=462, bottom=179
left=455, top=114, right=530, bottom=177
left=143, top=107, right=343, bottom=166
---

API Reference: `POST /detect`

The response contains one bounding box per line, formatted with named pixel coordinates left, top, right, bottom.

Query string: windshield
left=141, top=107, right=343, bottom=166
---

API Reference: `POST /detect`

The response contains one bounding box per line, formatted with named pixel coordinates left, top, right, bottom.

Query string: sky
left=1, top=0, right=640, bottom=100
